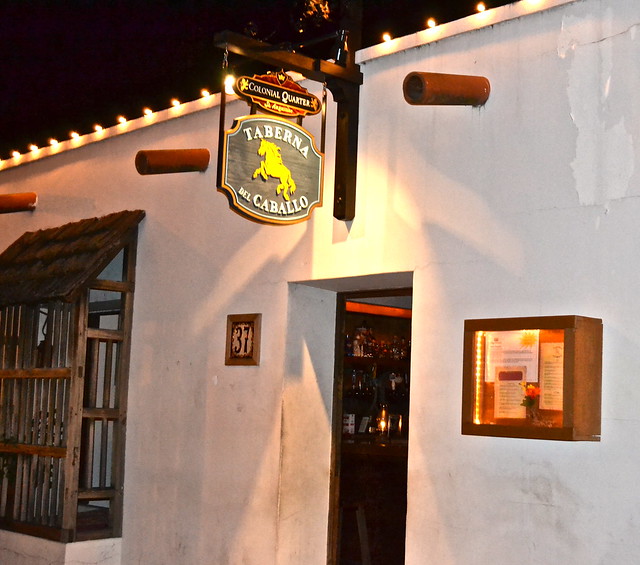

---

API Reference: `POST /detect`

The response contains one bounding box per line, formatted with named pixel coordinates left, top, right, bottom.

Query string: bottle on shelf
left=345, top=334, right=353, bottom=357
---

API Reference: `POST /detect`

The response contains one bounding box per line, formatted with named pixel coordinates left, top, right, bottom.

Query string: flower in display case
left=520, top=383, right=541, bottom=407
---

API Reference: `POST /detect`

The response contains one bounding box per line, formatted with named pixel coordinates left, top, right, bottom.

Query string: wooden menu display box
left=462, top=315, right=602, bottom=441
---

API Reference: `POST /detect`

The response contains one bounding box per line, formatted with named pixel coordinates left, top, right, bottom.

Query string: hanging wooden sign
left=233, top=71, right=322, bottom=118
left=218, top=115, right=323, bottom=225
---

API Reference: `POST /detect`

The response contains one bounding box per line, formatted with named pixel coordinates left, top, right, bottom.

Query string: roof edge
left=356, top=0, right=579, bottom=65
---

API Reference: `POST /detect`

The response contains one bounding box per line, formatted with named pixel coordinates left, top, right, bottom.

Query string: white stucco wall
left=2, top=0, right=640, bottom=563
left=0, top=530, right=121, bottom=565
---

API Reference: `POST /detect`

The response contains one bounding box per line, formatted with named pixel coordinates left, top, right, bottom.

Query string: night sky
left=0, top=0, right=512, bottom=159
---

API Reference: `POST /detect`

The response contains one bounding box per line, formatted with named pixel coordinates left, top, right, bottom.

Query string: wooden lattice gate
left=0, top=302, right=75, bottom=539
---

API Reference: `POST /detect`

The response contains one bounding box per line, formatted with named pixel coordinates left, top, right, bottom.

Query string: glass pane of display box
left=461, top=316, right=602, bottom=441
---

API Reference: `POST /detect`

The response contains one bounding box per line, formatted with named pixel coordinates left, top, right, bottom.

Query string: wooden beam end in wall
left=0, top=192, right=38, bottom=214
left=135, top=149, right=210, bottom=175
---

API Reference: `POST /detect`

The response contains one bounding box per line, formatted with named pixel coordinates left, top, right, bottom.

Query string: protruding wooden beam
left=0, top=192, right=37, bottom=214
left=135, top=149, right=210, bottom=175
left=403, top=72, right=490, bottom=106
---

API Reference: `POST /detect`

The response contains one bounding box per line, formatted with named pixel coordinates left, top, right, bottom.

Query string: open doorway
left=329, top=288, right=412, bottom=565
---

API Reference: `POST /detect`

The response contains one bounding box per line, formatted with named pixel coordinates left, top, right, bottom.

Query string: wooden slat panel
left=87, top=340, right=99, bottom=408
left=0, top=368, right=71, bottom=379
left=50, top=304, right=60, bottom=368
left=0, top=443, right=66, bottom=458
left=8, top=378, right=19, bottom=440
left=1, top=450, right=17, bottom=518
left=0, top=378, right=6, bottom=443
left=36, top=379, right=43, bottom=446
left=9, top=305, right=20, bottom=368
left=14, top=306, right=23, bottom=368
left=27, top=454, right=38, bottom=522
left=0, top=307, right=7, bottom=368
left=86, top=328, right=123, bottom=341
left=81, top=420, right=94, bottom=489
left=99, top=420, right=109, bottom=487
left=45, top=379, right=56, bottom=446
left=77, top=488, right=115, bottom=500
left=54, top=378, right=67, bottom=447
left=50, top=456, right=62, bottom=526
left=7, top=306, right=15, bottom=365
left=1, top=380, right=6, bottom=445
left=82, top=408, right=119, bottom=419
left=39, top=455, right=51, bottom=523
left=16, top=454, right=28, bottom=521
left=27, top=378, right=38, bottom=445
left=35, top=379, right=46, bottom=447
left=29, top=305, right=40, bottom=369
left=30, top=305, right=40, bottom=368
left=60, top=303, right=72, bottom=368
left=51, top=457, right=63, bottom=525
left=2, top=306, right=11, bottom=367
left=2, top=306, right=14, bottom=368
left=61, top=291, right=87, bottom=534
left=103, top=341, right=114, bottom=409
left=39, top=307, right=52, bottom=368
left=19, top=305, right=34, bottom=369
left=30, top=378, right=39, bottom=445
left=110, top=237, right=137, bottom=537
left=17, top=372, right=28, bottom=443
left=91, top=280, right=133, bottom=293
left=27, top=306, right=38, bottom=368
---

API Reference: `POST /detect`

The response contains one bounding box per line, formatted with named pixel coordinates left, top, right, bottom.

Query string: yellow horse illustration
left=252, top=139, right=297, bottom=201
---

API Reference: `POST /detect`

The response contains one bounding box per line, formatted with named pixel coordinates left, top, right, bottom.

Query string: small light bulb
left=477, top=2, right=486, bottom=12
left=143, top=107, right=153, bottom=116
left=171, top=98, right=180, bottom=107
left=29, top=144, right=38, bottom=152
left=427, top=17, right=437, bottom=28
left=11, top=150, right=21, bottom=159
left=382, top=32, right=392, bottom=42
left=201, top=89, right=210, bottom=97
left=70, top=131, right=80, bottom=139
left=118, top=115, right=127, bottom=124
left=94, top=124, right=103, bottom=132
left=49, top=138, right=59, bottom=146
left=224, top=75, right=235, bottom=95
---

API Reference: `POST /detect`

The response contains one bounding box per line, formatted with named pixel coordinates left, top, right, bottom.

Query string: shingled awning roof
left=0, top=209, right=145, bottom=307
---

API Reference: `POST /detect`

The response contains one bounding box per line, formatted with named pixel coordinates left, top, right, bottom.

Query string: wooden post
left=0, top=192, right=37, bottom=214
left=135, top=149, right=210, bottom=175
left=329, top=79, right=359, bottom=221
left=403, top=72, right=490, bottom=106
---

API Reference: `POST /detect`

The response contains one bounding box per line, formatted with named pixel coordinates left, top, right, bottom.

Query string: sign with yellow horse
left=219, top=115, right=323, bottom=225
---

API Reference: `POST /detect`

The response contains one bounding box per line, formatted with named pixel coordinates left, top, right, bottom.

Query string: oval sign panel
left=219, top=115, right=324, bottom=225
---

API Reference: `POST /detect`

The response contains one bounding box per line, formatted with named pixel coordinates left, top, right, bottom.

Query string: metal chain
left=321, top=82, right=327, bottom=154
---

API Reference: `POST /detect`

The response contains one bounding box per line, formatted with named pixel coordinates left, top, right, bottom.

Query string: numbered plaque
left=225, top=313, right=261, bottom=365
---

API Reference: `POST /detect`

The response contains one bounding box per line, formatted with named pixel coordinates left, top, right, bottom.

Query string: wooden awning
left=0, top=210, right=145, bottom=307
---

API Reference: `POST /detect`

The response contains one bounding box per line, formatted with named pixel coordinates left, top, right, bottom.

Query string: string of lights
left=1, top=1, right=507, bottom=166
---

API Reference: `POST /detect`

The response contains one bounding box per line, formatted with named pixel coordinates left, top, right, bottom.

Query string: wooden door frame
left=326, top=287, right=412, bottom=565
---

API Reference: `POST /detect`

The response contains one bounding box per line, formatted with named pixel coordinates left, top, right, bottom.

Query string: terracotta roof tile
left=0, top=210, right=145, bottom=306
